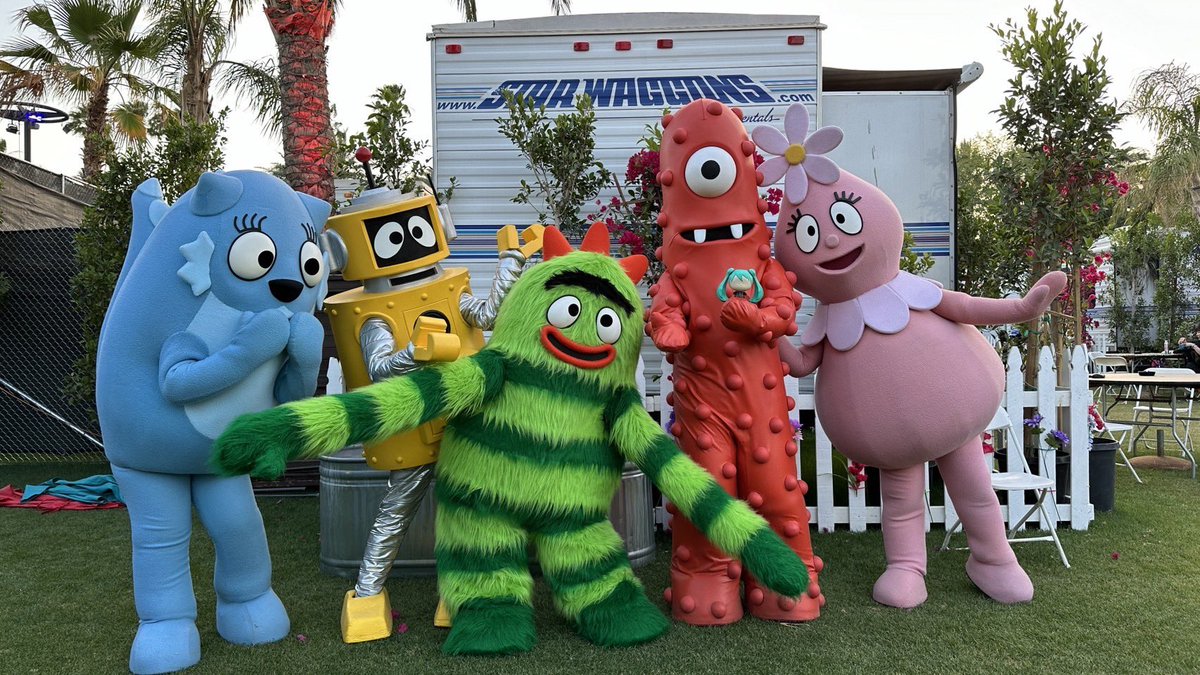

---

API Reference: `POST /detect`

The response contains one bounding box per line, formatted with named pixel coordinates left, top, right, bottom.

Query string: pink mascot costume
left=647, top=99, right=822, bottom=626
left=755, top=103, right=1066, bottom=608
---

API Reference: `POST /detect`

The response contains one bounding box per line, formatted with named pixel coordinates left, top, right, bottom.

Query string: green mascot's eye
left=596, top=308, right=622, bottom=344
left=547, top=295, right=581, bottom=328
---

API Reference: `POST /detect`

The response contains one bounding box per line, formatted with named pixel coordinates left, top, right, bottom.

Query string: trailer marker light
left=657, top=39, right=673, bottom=49
left=574, top=41, right=590, bottom=52
left=787, top=35, right=805, bottom=46
left=445, top=44, right=462, bottom=54
left=615, top=41, right=631, bottom=51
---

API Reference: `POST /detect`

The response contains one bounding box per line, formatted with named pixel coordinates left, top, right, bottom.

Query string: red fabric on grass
left=0, top=485, right=124, bottom=513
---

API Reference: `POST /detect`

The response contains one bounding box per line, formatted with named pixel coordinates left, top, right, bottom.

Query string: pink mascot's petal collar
left=800, top=271, right=943, bottom=351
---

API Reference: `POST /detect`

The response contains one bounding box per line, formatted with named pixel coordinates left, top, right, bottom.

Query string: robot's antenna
left=355, top=146, right=377, bottom=190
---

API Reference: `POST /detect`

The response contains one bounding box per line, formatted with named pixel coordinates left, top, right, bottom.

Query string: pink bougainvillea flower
left=296, top=634, right=308, bottom=644
left=751, top=103, right=843, bottom=203
left=1111, top=552, right=1120, bottom=560
left=397, top=623, right=409, bottom=634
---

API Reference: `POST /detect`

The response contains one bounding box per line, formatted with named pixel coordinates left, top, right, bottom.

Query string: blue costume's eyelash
left=302, top=222, right=318, bottom=243
left=785, top=209, right=804, bottom=234
left=833, top=191, right=862, bottom=205
left=234, top=213, right=266, bottom=232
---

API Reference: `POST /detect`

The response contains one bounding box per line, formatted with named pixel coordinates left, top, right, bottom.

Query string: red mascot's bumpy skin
left=648, top=99, right=822, bottom=625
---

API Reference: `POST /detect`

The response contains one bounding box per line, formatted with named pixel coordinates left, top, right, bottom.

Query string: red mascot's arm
left=720, top=263, right=797, bottom=339
left=932, top=271, right=1067, bottom=326
left=648, top=273, right=691, bottom=353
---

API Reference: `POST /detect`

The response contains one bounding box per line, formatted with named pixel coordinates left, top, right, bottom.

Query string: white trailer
left=427, top=12, right=980, bottom=389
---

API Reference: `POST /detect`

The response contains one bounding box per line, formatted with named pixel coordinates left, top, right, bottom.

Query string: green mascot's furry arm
left=213, top=225, right=811, bottom=655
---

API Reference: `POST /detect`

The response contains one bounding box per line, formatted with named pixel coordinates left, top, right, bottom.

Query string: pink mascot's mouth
left=817, top=245, right=863, bottom=272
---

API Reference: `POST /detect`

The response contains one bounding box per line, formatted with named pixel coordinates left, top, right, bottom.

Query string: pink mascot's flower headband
left=751, top=104, right=844, bottom=203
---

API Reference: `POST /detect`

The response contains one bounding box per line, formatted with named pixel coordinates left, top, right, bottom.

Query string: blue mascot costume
left=96, top=171, right=331, bottom=674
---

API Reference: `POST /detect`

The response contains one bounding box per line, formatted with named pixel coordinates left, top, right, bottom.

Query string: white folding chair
left=1090, top=355, right=1131, bottom=413
left=1095, top=417, right=1142, bottom=484
left=941, top=407, right=1069, bottom=568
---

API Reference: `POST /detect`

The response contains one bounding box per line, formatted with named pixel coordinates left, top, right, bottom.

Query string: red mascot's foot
left=668, top=569, right=743, bottom=626
left=745, top=575, right=821, bottom=622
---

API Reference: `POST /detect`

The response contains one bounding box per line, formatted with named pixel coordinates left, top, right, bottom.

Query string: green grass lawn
left=3, top=458, right=1199, bottom=674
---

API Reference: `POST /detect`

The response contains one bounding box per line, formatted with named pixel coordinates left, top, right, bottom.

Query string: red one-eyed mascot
left=647, top=99, right=822, bottom=625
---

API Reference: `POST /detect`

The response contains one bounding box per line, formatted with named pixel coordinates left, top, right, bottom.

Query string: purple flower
left=751, top=103, right=843, bottom=203
left=1024, top=413, right=1044, bottom=428
left=1051, top=430, right=1070, bottom=447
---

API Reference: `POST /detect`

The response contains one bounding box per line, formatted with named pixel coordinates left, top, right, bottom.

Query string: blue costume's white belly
left=184, top=295, right=286, bottom=439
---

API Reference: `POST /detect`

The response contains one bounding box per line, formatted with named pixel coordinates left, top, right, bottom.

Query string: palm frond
left=215, top=57, right=281, bottom=136
left=110, top=98, right=148, bottom=142
left=550, top=0, right=572, bottom=16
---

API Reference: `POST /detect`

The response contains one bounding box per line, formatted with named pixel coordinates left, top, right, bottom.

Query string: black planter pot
left=1052, top=439, right=1117, bottom=513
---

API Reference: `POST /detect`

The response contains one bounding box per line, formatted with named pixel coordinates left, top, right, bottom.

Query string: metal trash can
left=319, top=448, right=656, bottom=578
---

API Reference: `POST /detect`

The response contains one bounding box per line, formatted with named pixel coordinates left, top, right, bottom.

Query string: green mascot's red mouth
left=540, top=325, right=616, bottom=369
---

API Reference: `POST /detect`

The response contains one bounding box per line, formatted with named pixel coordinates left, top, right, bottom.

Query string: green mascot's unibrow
left=213, top=224, right=811, bottom=655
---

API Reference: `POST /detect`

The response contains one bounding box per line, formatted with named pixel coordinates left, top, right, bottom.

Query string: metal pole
left=23, top=119, right=31, bottom=162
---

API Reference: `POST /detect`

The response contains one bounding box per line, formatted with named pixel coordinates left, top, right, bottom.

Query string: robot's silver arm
left=458, top=249, right=529, bottom=330
left=360, top=317, right=420, bottom=382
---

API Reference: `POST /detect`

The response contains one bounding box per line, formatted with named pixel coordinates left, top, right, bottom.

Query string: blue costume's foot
left=129, top=618, right=200, bottom=675
left=216, top=589, right=290, bottom=645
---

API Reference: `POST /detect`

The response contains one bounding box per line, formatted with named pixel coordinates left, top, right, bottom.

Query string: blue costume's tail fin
left=113, top=178, right=169, bottom=300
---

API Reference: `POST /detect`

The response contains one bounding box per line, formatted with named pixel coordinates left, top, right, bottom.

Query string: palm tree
left=149, top=0, right=278, bottom=127
left=453, top=0, right=572, bottom=22
left=0, top=0, right=160, bottom=180
left=231, top=0, right=338, bottom=201
left=1128, top=62, right=1200, bottom=223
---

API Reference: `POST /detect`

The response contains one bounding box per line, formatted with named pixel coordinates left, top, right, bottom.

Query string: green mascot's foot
left=442, top=600, right=535, bottom=656
left=575, top=579, right=669, bottom=647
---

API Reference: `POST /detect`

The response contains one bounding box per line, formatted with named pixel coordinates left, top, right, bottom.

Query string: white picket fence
left=649, top=345, right=1095, bottom=533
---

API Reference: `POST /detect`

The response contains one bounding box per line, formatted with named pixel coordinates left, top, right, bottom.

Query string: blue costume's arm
left=159, top=310, right=290, bottom=404
left=273, top=312, right=325, bottom=403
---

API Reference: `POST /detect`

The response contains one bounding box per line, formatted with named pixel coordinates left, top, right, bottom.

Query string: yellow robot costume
left=321, top=167, right=543, bottom=643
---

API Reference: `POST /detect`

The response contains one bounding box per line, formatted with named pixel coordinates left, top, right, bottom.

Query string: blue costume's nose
left=269, top=279, right=303, bottom=303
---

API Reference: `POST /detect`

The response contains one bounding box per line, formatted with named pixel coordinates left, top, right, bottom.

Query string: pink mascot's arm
left=779, top=339, right=824, bottom=378
left=932, top=271, right=1068, bottom=326
left=647, top=273, right=691, bottom=353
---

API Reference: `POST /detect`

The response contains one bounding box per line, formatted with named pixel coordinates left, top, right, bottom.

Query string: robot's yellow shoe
left=340, top=589, right=393, bottom=643
left=434, top=598, right=452, bottom=628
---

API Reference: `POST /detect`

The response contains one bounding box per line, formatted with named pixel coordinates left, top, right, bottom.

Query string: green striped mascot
left=212, top=223, right=812, bottom=655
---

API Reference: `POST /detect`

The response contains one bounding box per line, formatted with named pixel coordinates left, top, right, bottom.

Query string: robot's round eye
left=547, top=295, right=581, bottom=329
left=299, top=240, right=323, bottom=288
left=228, top=230, right=276, bottom=281
left=794, top=214, right=819, bottom=254
left=830, top=201, right=863, bottom=235
left=596, top=308, right=622, bottom=344
left=373, top=220, right=405, bottom=258
left=684, top=146, right=737, bottom=198
left=406, top=215, right=438, bottom=248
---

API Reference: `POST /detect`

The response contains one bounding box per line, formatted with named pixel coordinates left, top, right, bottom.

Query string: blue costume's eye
left=228, top=230, right=277, bottom=281
left=596, top=308, right=622, bottom=344
left=547, top=295, right=581, bottom=329
left=300, top=240, right=323, bottom=288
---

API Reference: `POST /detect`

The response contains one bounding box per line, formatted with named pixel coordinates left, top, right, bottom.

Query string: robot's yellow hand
left=497, top=224, right=546, bottom=259
left=411, top=316, right=461, bottom=362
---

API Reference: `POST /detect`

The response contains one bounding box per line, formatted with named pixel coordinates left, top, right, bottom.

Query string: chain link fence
left=0, top=155, right=104, bottom=462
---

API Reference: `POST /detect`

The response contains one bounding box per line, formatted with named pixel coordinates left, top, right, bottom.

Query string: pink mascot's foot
left=871, top=567, right=928, bottom=609
left=965, top=555, right=1034, bottom=604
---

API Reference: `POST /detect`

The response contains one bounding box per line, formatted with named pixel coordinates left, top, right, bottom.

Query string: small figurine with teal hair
left=212, top=223, right=811, bottom=656
left=97, top=170, right=331, bottom=674
left=718, top=268, right=764, bottom=303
